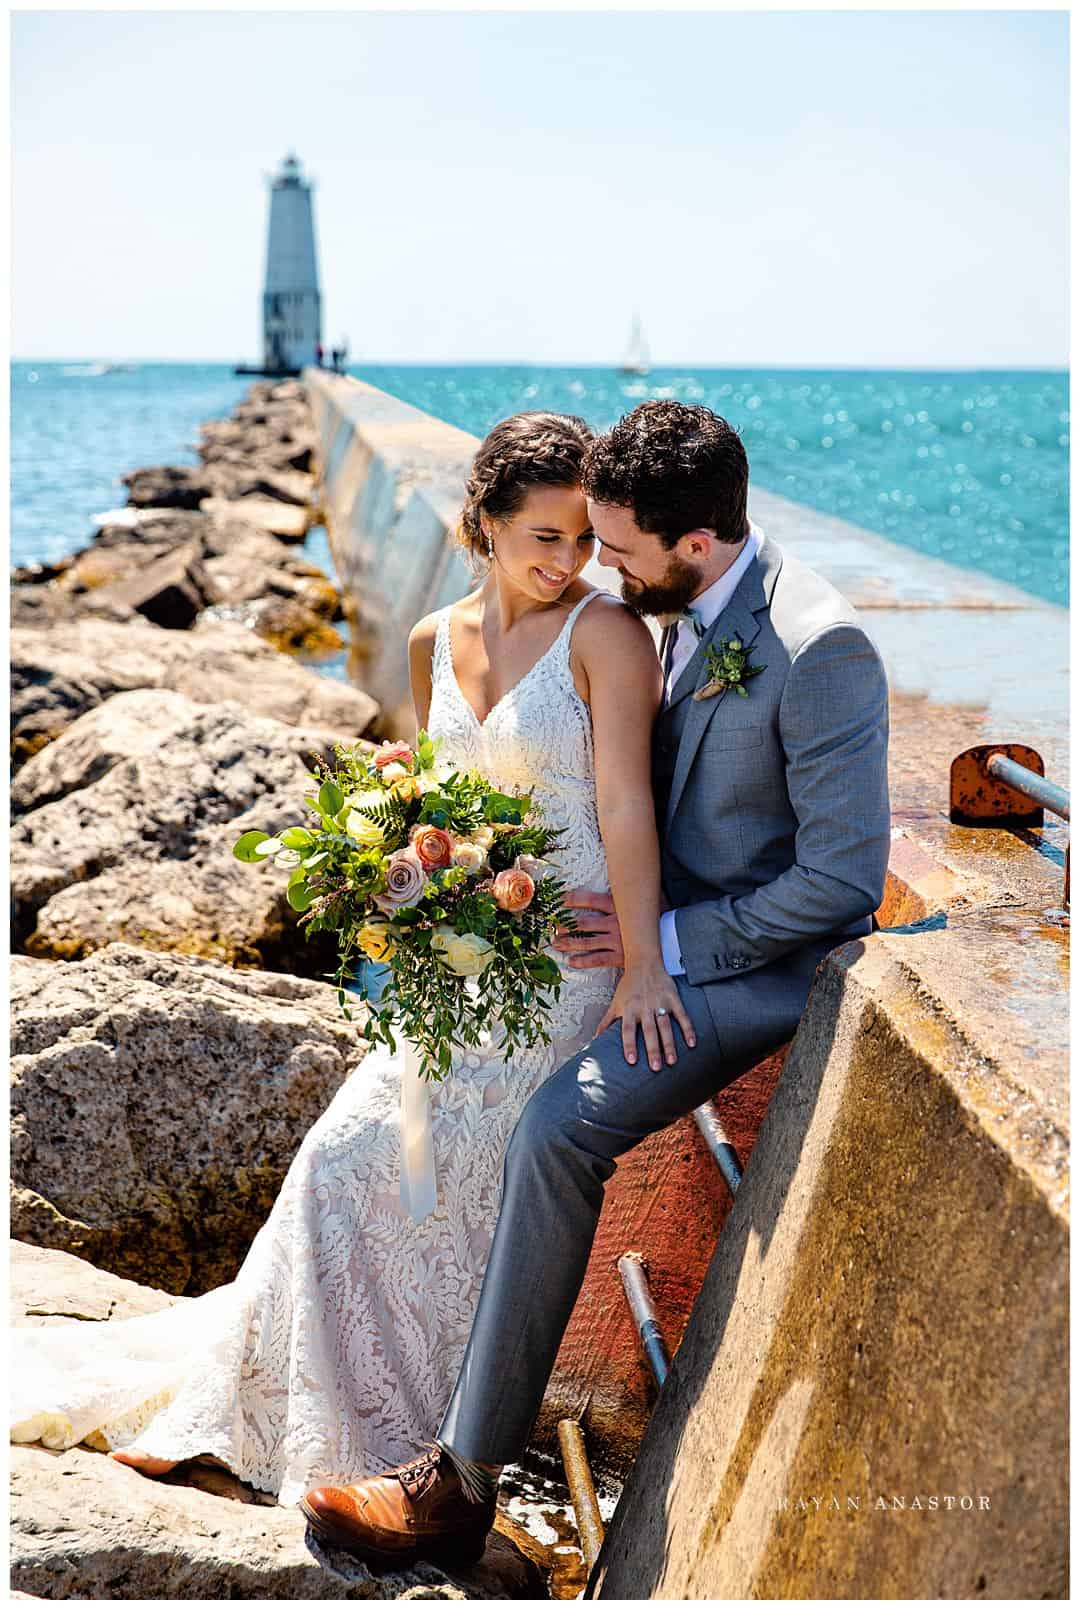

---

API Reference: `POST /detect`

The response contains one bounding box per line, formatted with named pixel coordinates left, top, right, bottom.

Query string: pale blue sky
left=12, top=9, right=1069, bottom=366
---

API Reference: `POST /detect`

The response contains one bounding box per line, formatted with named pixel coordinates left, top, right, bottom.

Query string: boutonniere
left=692, top=636, right=766, bottom=701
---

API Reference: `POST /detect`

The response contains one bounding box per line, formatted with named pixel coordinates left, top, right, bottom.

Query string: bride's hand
left=595, top=960, right=697, bottom=1072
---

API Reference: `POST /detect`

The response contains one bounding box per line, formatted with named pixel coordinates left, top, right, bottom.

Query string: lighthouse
left=237, top=152, right=322, bottom=376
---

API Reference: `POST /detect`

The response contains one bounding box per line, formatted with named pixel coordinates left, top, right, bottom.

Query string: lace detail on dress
left=10, top=591, right=619, bottom=1504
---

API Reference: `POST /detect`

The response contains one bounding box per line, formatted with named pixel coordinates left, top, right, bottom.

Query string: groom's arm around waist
left=670, top=621, right=891, bottom=985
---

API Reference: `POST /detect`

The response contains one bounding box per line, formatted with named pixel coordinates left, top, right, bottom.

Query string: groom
left=300, top=400, right=891, bottom=1566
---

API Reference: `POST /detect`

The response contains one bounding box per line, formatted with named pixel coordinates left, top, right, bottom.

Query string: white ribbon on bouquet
left=399, top=1037, right=438, bottom=1221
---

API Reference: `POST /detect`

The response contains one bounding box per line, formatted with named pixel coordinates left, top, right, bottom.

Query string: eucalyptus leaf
left=232, top=830, right=270, bottom=863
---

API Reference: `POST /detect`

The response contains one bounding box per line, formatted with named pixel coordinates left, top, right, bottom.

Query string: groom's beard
left=618, top=551, right=704, bottom=618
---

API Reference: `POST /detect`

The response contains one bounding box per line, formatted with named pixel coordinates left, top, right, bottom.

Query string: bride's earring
left=484, top=529, right=494, bottom=561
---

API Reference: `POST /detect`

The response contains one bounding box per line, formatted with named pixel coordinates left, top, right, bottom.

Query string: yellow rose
left=357, top=917, right=397, bottom=963
left=392, top=775, right=422, bottom=803
left=346, top=810, right=384, bottom=848
left=431, top=925, right=496, bottom=977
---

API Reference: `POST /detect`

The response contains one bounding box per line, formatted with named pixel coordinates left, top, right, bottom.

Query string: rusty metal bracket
left=693, top=1101, right=744, bottom=1194
left=950, top=744, right=1050, bottom=827
left=617, top=1252, right=671, bottom=1389
left=557, top=1419, right=605, bottom=1577
left=950, top=744, right=1069, bottom=908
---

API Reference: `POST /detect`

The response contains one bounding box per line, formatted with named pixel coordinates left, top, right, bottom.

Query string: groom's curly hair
left=582, top=401, right=749, bottom=547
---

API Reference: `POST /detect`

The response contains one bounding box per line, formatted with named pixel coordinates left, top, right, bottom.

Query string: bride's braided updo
left=455, top=411, right=594, bottom=564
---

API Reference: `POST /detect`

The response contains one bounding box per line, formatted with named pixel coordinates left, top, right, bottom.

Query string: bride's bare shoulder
left=571, top=592, right=661, bottom=693
left=574, top=592, right=658, bottom=655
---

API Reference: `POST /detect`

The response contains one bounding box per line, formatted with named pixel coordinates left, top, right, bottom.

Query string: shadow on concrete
left=588, top=941, right=858, bottom=1598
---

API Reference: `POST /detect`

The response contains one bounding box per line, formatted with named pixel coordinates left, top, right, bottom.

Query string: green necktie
left=679, top=607, right=706, bottom=640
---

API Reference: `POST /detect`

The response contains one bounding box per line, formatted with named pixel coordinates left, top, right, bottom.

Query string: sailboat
left=619, top=314, right=650, bottom=377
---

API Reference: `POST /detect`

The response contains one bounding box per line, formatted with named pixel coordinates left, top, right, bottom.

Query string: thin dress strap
left=555, top=588, right=613, bottom=667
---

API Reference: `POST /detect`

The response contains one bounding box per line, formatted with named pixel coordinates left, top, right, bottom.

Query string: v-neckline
left=443, top=597, right=588, bottom=731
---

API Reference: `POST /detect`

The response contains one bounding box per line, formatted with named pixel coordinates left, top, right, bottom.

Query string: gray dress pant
left=437, top=940, right=834, bottom=1464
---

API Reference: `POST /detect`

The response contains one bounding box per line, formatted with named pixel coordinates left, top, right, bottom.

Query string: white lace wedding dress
left=11, top=590, right=618, bottom=1505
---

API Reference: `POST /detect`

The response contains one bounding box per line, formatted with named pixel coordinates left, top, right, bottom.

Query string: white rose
left=514, top=854, right=550, bottom=880
left=471, top=824, right=496, bottom=851
left=380, top=762, right=408, bottom=783
left=416, top=759, right=454, bottom=794
left=431, top=925, right=496, bottom=977
left=344, top=788, right=386, bottom=813
left=451, top=842, right=487, bottom=874
left=346, top=809, right=384, bottom=848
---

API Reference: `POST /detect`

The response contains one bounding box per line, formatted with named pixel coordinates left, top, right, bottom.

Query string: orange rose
left=492, top=867, right=535, bottom=914
left=410, top=824, right=454, bottom=870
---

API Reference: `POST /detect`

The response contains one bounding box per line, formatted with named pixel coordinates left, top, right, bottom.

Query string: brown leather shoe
left=298, top=1443, right=495, bottom=1569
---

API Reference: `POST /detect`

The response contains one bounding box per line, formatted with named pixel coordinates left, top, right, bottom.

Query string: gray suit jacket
left=653, top=531, right=891, bottom=1002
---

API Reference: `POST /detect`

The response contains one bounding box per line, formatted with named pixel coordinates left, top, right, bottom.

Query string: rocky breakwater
left=10, top=1244, right=544, bottom=1600
left=8, top=386, right=551, bottom=1595
left=11, top=380, right=379, bottom=970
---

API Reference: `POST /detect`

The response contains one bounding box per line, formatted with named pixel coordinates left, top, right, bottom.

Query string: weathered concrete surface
left=10, top=1445, right=542, bottom=1601
left=589, top=913, right=1068, bottom=1600
left=11, top=945, right=365, bottom=1293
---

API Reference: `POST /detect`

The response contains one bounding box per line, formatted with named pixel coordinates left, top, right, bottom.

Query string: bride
left=10, top=409, right=695, bottom=1505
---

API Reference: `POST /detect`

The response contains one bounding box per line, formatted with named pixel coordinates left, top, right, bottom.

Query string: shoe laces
left=396, top=1443, right=444, bottom=1500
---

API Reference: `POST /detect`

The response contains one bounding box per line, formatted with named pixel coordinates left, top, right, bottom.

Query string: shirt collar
left=687, top=521, right=764, bottom=631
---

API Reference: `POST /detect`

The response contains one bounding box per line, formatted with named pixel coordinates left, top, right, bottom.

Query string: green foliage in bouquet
left=232, top=731, right=576, bottom=1082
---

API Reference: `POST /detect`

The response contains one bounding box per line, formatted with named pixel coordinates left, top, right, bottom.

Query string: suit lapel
left=664, top=535, right=783, bottom=830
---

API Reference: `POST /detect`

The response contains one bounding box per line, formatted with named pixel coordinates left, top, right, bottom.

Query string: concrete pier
left=304, top=368, right=1068, bottom=1588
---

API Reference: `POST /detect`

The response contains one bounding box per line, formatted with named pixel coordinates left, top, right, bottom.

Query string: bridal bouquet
left=232, top=732, right=571, bottom=1084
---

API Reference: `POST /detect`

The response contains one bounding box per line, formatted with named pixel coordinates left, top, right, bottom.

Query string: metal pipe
left=693, top=1101, right=744, bottom=1194
left=986, top=753, right=1070, bottom=822
left=617, top=1252, right=670, bottom=1389
left=557, top=1418, right=605, bottom=1576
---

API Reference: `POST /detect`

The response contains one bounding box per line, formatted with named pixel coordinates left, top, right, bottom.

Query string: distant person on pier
left=315, top=341, right=324, bottom=368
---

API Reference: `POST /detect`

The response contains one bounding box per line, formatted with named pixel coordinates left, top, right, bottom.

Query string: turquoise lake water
left=10, top=361, right=1069, bottom=606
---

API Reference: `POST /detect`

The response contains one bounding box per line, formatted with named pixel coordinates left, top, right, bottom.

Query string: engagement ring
left=656, top=1007, right=668, bottom=1016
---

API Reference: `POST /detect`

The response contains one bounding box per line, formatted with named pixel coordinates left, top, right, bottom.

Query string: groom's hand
left=553, top=889, right=625, bottom=970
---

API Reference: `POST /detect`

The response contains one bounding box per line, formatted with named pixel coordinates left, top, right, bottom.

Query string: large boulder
left=11, top=1445, right=541, bottom=1600
left=122, top=465, right=215, bottom=510
left=11, top=617, right=377, bottom=769
left=10, top=945, right=365, bottom=1293
left=198, top=494, right=310, bottom=541
left=12, top=688, right=201, bottom=815
left=204, top=462, right=315, bottom=508
left=11, top=697, right=346, bottom=972
left=11, top=1240, right=182, bottom=1328
left=90, top=537, right=216, bottom=629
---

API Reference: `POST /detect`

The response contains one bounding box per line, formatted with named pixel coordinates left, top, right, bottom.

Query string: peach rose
left=373, top=847, right=427, bottom=913
left=492, top=867, right=535, bottom=914
left=373, top=741, right=415, bottom=771
left=410, top=824, right=455, bottom=870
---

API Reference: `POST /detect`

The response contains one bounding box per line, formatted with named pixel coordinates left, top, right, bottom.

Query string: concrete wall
left=589, top=912, right=1068, bottom=1599
left=305, top=371, right=478, bottom=734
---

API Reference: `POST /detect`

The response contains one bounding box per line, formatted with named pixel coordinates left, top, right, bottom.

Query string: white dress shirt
left=659, top=522, right=765, bottom=975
